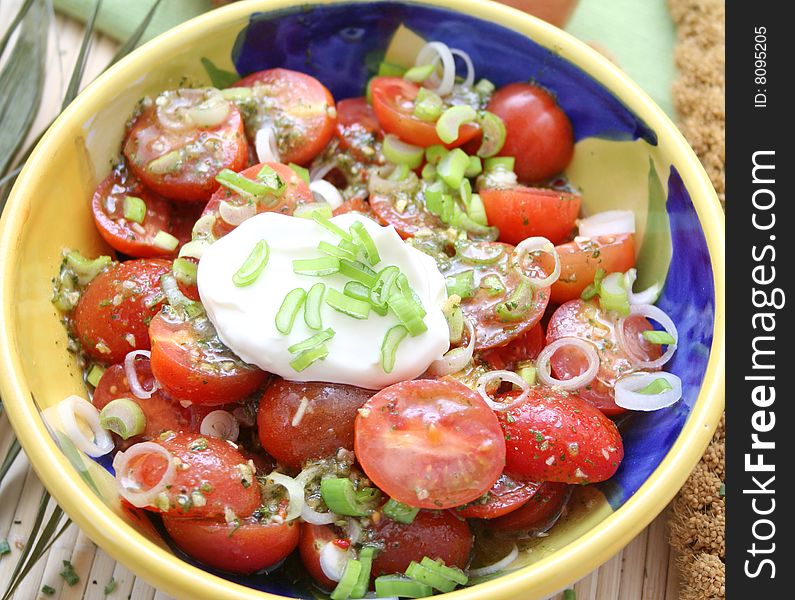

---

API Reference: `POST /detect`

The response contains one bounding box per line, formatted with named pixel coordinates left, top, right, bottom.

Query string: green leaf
left=62, top=0, right=104, bottom=110
left=56, top=433, right=102, bottom=497
left=0, top=438, right=21, bottom=483
left=200, top=57, right=239, bottom=89
left=635, top=159, right=673, bottom=292
left=0, top=0, right=37, bottom=57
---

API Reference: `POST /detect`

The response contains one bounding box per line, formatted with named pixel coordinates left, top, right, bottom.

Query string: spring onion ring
left=124, top=350, right=158, bottom=399
left=415, top=42, right=456, bottom=97
left=200, top=410, right=240, bottom=442
left=511, top=237, right=561, bottom=289
left=255, top=125, right=281, bottom=164
left=476, top=370, right=530, bottom=412
left=577, top=210, right=636, bottom=238
left=309, top=180, right=345, bottom=210
left=265, top=471, right=305, bottom=521
left=468, top=544, right=518, bottom=577
left=428, top=319, right=475, bottom=376
left=617, top=304, right=679, bottom=369
left=112, top=442, right=176, bottom=507
left=614, top=372, right=683, bottom=411
left=219, top=200, right=256, bottom=226
left=54, top=395, right=114, bottom=457
left=319, top=541, right=350, bottom=582
left=450, top=48, right=475, bottom=88
left=623, top=268, right=662, bottom=305
left=536, top=337, right=600, bottom=391
left=368, top=167, right=420, bottom=196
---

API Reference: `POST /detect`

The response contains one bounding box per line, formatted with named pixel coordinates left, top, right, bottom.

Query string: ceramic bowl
left=0, top=1, right=725, bottom=598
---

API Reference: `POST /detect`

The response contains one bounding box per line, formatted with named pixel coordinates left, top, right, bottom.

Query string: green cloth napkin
left=53, top=0, right=676, bottom=117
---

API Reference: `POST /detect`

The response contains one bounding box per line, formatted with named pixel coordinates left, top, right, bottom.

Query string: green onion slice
left=436, top=105, right=477, bottom=144
left=351, top=547, right=376, bottom=598
left=172, top=257, right=198, bottom=287
left=481, top=273, right=505, bottom=296
left=445, top=270, right=475, bottom=299
left=320, top=478, right=374, bottom=516
left=339, top=259, right=379, bottom=287
left=290, top=343, right=329, bottom=372
left=288, top=162, right=310, bottom=184
left=517, top=364, right=537, bottom=386
left=476, top=111, right=507, bottom=157
left=378, top=61, right=407, bottom=77
left=405, top=561, right=457, bottom=593
left=256, top=164, right=286, bottom=194
left=288, top=328, right=335, bottom=354
left=370, top=265, right=401, bottom=306
left=637, top=377, right=674, bottom=395
left=475, top=78, right=496, bottom=96
left=642, top=330, right=677, bottom=345
left=413, top=87, right=444, bottom=122
left=420, top=557, right=469, bottom=586
left=421, top=163, right=438, bottom=181
left=304, top=283, right=326, bottom=330
left=387, top=163, right=411, bottom=181
left=232, top=240, right=270, bottom=286
left=123, top=196, right=147, bottom=223
left=465, top=155, right=483, bottom=178
left=404, top=63, right=436, bottom=82
left=598, top=272, right=630, bottom=316
left=446, top=304, right=465, bottom=344
left=381, top=324, right=409, bottom=374
left=581, top=268, right=606, bottom=300
left=326, top=288, right=371, bottom=319
left=382, top=498, right=420, bottom=524
left=350, top=222, right=381, bottom=266
left=484, top=156, right=515, bottom=173
left=275, top=288, right=306, bottom=334
left=456, top=241, right=504, bottom=265
left=437, top=148, right=469, bottom=189
left=294, top=201, right=334, bottom=220
left=86, top=364, right=106, bottom=387
left=293, top=256, right=340, bottom=276
left=318, top=240, right=357, bottom=261
left=330, top=559, right=363, bottom=600
left=313, top=213, right=353, bottom=241
left=383, top=134, right=424, bottom=169
left=152, top=230, right=179, bottom=252
left=216, top=168, right=276, bottom=198
left=99, top=398, right=146, bottom=440
left=374, top=575, right=433, bottom=599
left=495, top=281, right=534, bottom=322
left=466, top=193, right=488, bottom=226
left=424, top=144, right=448, bottom=165
left=346, top=281, right=388, bottom=316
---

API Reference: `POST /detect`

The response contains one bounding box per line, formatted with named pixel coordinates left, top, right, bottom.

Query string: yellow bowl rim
left=0, top=0, right=725, bottom=598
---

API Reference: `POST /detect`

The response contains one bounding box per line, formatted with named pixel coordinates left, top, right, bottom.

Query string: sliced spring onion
left=99, top=398, right=146, bottom=440
left=256, top=164, right=286, bottom=194
left=475, top=78, right=496, bottom=96
left=420, top=557, right=469, bottom=586
left=320, top=542, right=350, bottom=583
left=476, top=370, right=530, bottom=412
left=219, top=199, right=256, bottom=226
left=310, top=179, right=344, bottom=210
left=421, top=163, right=437, bottom=181
left=623, top=268, right=662, bottom=305
left=147, top=150, right=181, bottom=175
left=86, top=364, right=105, bottom=387
left=290, top=343, right=329, bottom=372
left=152, top=230, right=179, bottom=252
left=293, top=256, right=341, bottom=276
left=160, top=273, right=203, bottom=317
left=445, top=304, right=465, bottom=344
left=580, top=268, right=606, bottom=301
left=484, top=156, right=515, bottom=172
left=405, top=561, right=457, bottom=593
left=199, top=410, right=239, bottom=442
left=289, top=162, right=310, bottom=184
left=425, top=144, right=448, bottom=165
left=512, top=237, right=561, bottom=289
left=351, top=547, right=376, bottom=598
left=495, top=280, right=534, bottom=322
left=265, top=472, right=305, bottom=521
left=123, top=196, right=147, bottom=223
left=381, top=324, right=409, bottom=374
left=415, top=41, right=456, bottom=96
left=459, top=178, right=473, bottom=205
left=320, top=478, right=373, bottom=517
left=617, top=304, right=679, bottom=369
left=642, top=330, right=677, bottom=345
left=481, top=273, right=505, bottom=296
left=232, top=239, right=269, bottom=286
left=216, top=168, right=276, bottom=197
left=337, top=259, right=377, bottom=288
left=330, top=559, right=363, bottom=600
left=388, top=293, right=427, bottom=336
left=346, top=281, right=388, bottom=316
left=456, top=241, right=504, bottom=265
left=536, top=337, right=600, bottom=391
left=577, top=210, right=636, bottom=238
left=468, top=544, right=518, bottom=578
left=255, top=125, right=281, bottom=163
left=304, top=283, right=326, bottom=330
left=350, top=221, right=381, bottom=266
left=221, top=87, right=253, bottom=100
left=378, top=61, right=407, bottom=77
left=313, top=213, right=353, bottom=241
left=598, top=272, right=630, bottom=316
left=413, top=87, right=443, bottom=122
left=436, top=105, right=477, bottom=144
left=288, top=328, right=335, bottom=354
left=388, top=163, right=411, bottom=181
left=294, top=201, right=334, bottom=220
left=429, top=317, right=475, bottom=376
left=382, top=134, right=424, bottom=169
left=112, top=442, right=176, bottom=507
left=64, top=251, right=112, bottom=286
left=172, top=258, right=198, bottom=287
left=437, top=148, right=469, bottom=189
left=614, top=372, right=682, bottom=411
left=476, top=111, right=507, bottom=157
left=375, top=575, right=433, bottom=599
left=326, top=288, right=371, bottom=319
left=395, top=273, right=426, bottom=317
left=465, top=155, right=483, bottom=178
left=445, top=270, right=475, bottom=299
left=517, top=364, right=537, bottom=386
left=275, top=288, right=307, bottom=334
left=369, top=265, right=400, bottom=311
left=382, top=498, right=420, bottom=524
left=404, top=63, right=436, bottom=82
left=124, top=350, right=158, bottom=399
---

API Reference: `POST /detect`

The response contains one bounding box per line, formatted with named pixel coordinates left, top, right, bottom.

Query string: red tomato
left=545, top=299, right=660, bottom=414
left=91, top=166, right=192, bottom=258
left=298, top=524, right=342, bottom=590
left=73, top=258, right=170, bottom=363
left=354, top=379, right=505, bottom=510
left=148, top=309, right=268, bottom=406
left=257, top=380, right=374, bottom=470
left=371, top=510, right=473, bottom=577
left=163, top=516, right=299, bottom=574
left=235, top=69, right=336, bottom=165
left=550, top=234, right=636, bottom=304
left=489, top=481, right=572, bottom=534
left=332, top=196, right=375, bottom=218
left=498, top=386, right=624, bottom=484
left=443, top=242, right=550, bottom=350
left=201, top=162, right=312, bottom=239
left=479, top=187, right=581, bottom=245
left=92, top=363, right=190, bottom=444
left=130, top=432, right=261, bottom=518
left=479, top=323, right=545, bottom=370
left=370, top=77, right=480, bottom=148
left=487, top=83, right=574, bottom=182
left=369, top=192, right=442, bottom=239
left=455, top=473, right=541, bottom=519
left=336, top=97, right=383, bottom=162
left=123, top=89, right=248, bottom=201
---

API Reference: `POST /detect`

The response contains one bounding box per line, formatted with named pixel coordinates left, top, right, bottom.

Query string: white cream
left=197, top=212, right=450, bottom=389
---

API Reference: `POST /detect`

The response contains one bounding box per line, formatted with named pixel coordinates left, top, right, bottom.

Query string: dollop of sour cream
left=197, top=212, right=450, bottom=389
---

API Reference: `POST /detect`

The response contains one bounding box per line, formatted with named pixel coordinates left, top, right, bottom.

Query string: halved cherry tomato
left=371, top=509, right=473, bottom=577
left=257, top=379, right=374, bottom=469
left=236, top=68, right=336, bottom=165
left=123, top=89, right=248, bottom=201
left=73, top=258, right=171, bottom=363
left=163, top=516, right=299, bottom=574
left=490, top=482, right=572, bottom=534
left=455, top=473, right=541, bottom=519
left=443, top=242, right=550, bottom=350
left=498, top=386, right=624, bottom=484
left=91, top=166, right=192, bottom=258
left=92, top=363, right=190, bottom=444
left=299, top=524, right=342, bottom=591
left=200, top=162, right=312, bottom=239
left=479, top=186, right=581, bottom=246
left=148, top=308, right=268, bottom=405
left=370, top=77, right=480, bottom=148
left=369, top=192, right=442, bottom=239
left=336, top=97, right=382, bottom=163
left=332, top=196, right=375, bottom=218
left=545, top=299, right=661, bottom=415
left=487, top=83, right=574, bottom=182
left=354, top=379, right=505, bottom=510
left=550, top=234, right=636, bottom=304
left=130, top=432, right=261, bottom=518
left=479, top=323, right=545, bottom=370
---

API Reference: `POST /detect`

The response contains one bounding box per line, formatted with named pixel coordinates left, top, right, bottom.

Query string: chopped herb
left=0, top=539, right=10, bottom=555
left=104, top=578, right=117, bottom=595
left=41, top=585, right=56, bottom=596
left=719, top=483, right=725, bottom=497
left=189, top=438, right=208, bottom=452
left=60, top=560, right=80, bottom=586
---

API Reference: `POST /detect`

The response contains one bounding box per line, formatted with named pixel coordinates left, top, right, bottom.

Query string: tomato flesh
left=455, top=473, right=541, bottom=519
left=479, top=323, right=545, bottom=371
left=299, top=524, right=341, bottom=590
left=354, top=379, right=505, bottom=509
left=489, top=481, right=572, bottom=534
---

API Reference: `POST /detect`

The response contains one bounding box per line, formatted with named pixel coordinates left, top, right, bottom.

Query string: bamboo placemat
left=0, top=9, right=683, bottom=600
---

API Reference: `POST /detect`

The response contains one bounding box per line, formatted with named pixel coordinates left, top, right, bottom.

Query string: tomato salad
left=49, top=40, right=682, bottom=597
